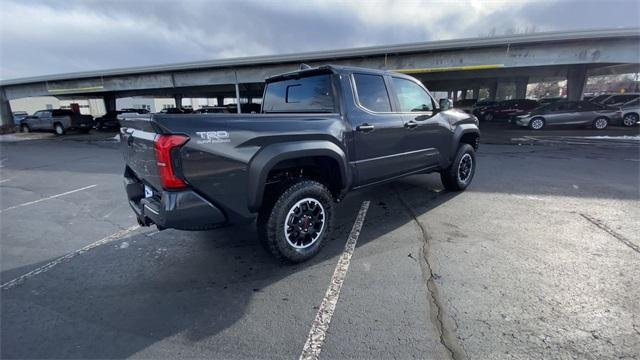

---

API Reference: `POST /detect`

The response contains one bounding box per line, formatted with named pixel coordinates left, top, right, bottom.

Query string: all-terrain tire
left=257, top=179, right=333, bottom=263
left=440, top=144, right=476, bottom=191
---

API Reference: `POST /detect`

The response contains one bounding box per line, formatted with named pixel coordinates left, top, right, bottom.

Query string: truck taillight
left=154, top=134, right=189, bottom=189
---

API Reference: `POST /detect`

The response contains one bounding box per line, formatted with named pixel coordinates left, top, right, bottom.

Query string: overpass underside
left=1, top=30, right=639, bottom=123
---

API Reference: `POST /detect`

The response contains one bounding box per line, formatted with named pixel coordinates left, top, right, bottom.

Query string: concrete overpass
left=1, top=27, right=639, bottom=124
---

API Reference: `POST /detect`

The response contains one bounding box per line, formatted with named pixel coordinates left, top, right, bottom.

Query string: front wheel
left=21, top=124, right=30, bottom=133
left=257, top=179, right=333, bottom=263
left=441, top=144, right=476, bottom=191
left=529, top=117, right=545, bottom=130
left=593, top=117, right=608, bottom=130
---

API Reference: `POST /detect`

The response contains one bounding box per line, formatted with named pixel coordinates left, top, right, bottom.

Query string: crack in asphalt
left=579, top=213, right=640, bottom=253
left=394, top=187, right=464, bottom=360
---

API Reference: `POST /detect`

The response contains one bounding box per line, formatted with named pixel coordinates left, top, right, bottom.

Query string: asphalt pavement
left=0, top=130, right=638, bottom=359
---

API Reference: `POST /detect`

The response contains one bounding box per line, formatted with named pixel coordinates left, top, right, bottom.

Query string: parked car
left=21, top=109, right=94, bottom=135
left=539, top=97, right=565, bottom=104
left=588, top=94, right=614, bottom=104
left=512, top=101, right=622, bottom=130
left=598, top=93, right=640, bottom=108
left=159, top=107, right=192, bottom=114
left=95, top=109, right=148, bottom=129
left=12, top=111, right=28, bottom=124
left=193, top=106, right=230, bottom=114
left=453, top=99, right=477, bottom=113
left=119, top=65, right=480, bottom=263
left=473, top=99, right=540, bottom=121
left=621, top=98, right=639, bottom=127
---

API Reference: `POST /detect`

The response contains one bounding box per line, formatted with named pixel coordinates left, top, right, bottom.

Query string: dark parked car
left=512, top=101, right=622, bottom=130
left=588, top=94, right=614, bottom=104
left=539, top=97, right=565, bottom=104
left=453, top=99, right=477, bottom=113
left=21, top=109, right=94, bottom=135
left=193, top=106, right=230, bottom=114
left=599, top=93, right=640, bottom=108
left=119, top=65, right=480, bottom=263
left=159, top=107, right=192, bottom=114
left=473, top=99, right=540, bottom=121
left=95, top=109, right=149, bottom=129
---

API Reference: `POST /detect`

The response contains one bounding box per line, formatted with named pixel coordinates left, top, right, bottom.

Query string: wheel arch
left=451, top=125, right=480, bottom=163
left=247, top=141, right=351, bottom=212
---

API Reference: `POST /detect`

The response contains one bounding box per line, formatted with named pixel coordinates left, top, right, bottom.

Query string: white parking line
left=0, top=184, right=97, bottom=213
left=300, top=201, right=370, bottom=360
left=0, top=179, right=10, bottom=184
left=1, top=224, right=140, bottom=291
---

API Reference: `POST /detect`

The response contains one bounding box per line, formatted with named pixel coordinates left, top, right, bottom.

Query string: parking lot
left=1, top=131, right=639, bottom=359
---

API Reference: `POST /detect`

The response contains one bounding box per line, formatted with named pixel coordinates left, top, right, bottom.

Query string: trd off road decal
left=195, top=131, right=231, bottom=144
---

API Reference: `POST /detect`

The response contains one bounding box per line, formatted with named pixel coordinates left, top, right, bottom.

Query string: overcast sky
left=1, top=0, right=638, bottom=80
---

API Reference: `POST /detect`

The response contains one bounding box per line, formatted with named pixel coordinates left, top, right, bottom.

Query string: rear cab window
left=262, top=72, right=336, bottom=113
left=353, top=73, right=392, bottom=112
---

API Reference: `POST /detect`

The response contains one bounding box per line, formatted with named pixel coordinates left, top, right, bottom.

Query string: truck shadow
left=1, top=174, right=456, bottom=359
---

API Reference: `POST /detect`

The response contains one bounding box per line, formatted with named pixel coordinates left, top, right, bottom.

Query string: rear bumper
left=124, top=176, right=226, bottom=230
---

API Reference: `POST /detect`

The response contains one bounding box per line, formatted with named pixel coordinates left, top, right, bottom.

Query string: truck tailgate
left=119, top=114, right=164, bottom=191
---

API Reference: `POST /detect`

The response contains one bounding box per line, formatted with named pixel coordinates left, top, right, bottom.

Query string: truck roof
left=265, top=64, right=399, bottom=83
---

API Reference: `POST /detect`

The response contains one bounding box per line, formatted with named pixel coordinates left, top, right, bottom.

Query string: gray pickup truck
left=21, top=109, right=94, bottom=135
left=120, top=65, right=480, bottom=262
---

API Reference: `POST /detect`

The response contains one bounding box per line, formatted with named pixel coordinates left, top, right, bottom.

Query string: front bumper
left=124, top=176, right=226, bottom=230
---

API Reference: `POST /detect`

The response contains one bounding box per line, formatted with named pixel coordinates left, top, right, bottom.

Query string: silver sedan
left=514, top=101, right=622, bottom=130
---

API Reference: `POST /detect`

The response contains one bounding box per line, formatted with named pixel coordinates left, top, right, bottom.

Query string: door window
left=353, top=74, right=392, bottom=112
left=392, top=78, right=433, bottom=112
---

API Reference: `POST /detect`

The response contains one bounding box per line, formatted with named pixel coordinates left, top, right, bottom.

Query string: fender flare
left=247, top=140, right=350, bottom=212
left=450, top=124, right=480, bottom=160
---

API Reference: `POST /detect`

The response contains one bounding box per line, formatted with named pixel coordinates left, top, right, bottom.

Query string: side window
left=42, top=111, right=52, bottom=117
left=391, top=77, right=433, bottom=112
left=353, top=74, right=392, bottom=112
left=33, top=111, right=42, bottom=118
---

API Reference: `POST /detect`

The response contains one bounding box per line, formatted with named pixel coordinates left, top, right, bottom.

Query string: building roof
left=2, top=27, right=639, bottom=87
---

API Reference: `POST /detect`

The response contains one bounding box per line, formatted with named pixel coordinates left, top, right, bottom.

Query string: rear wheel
left=21, top=124, right=30, bottom=133
left=95, top=121, right=103, bottom=130
left=441, top=144, right=476, bottom=191
left=623, top=113, right=638, bottom=127
left=54, top=123, right=65, bottom=135
left=593, top=117, right=608, bottom=130
left=257, top=180, right=333, bottom=263
left=483, top=113, right=494, bottom=122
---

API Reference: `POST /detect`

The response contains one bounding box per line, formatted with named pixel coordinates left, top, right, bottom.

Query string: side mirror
left=439, top=98, right=453, bottom=110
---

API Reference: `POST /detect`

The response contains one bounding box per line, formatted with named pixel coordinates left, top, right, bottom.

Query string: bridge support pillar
left=0, top=88, right=14, bottom=128
left=567, top=65, right=587, bottom=101
left=174, top=94, right=183, bottom=109
left=488, top=81, right=498, bottom=101
left=104, top=94, right=116, bottom=112
left=453, top=90, right=458, bottom=102
left=515, top=77, right=529, bottom=99
left=460, top=90, right=467, bottom=100
left=472, top=88, right=480, bottom=99
left=217, top=96, right=225, bottom=106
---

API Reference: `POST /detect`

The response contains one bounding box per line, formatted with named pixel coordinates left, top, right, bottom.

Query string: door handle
left=356, top=123, right=375, bottom=132
left=404, top=120, right=418, bottom=129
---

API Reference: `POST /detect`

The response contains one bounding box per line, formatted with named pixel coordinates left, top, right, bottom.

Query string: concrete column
left=0, top=87, right=14, bottom=127
left=567, top=65, right=587, bottom=101
left=515, top=77, right=529, bottom=99
left=453, top=91, right=458, bottom=102
left=472, top=88, right=480, bottom=99
left=447, top=91, right=453, bottom=99
left=216, top=96, right=225, bottom=106
left=488, top=82, right=498, bottom=101
left=104, top=94, right=116, bottom=112
left=174, top=94, right=183, bottom=109
left=460, top=90, right=467, bottom=100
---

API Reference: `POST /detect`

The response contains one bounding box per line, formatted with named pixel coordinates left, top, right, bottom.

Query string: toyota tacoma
left=119, top=65, right=480, bottom=262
